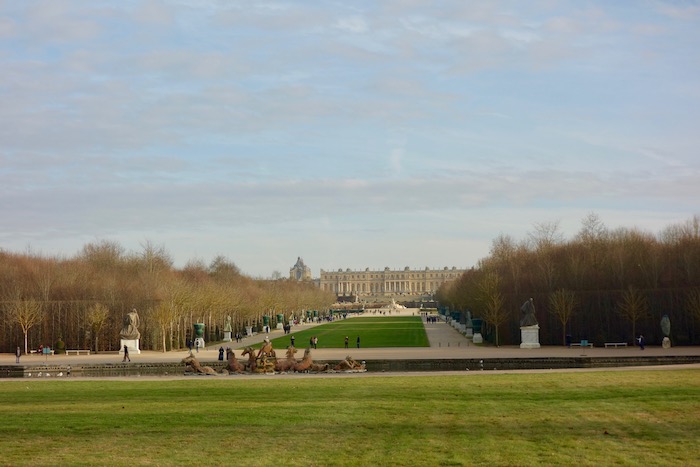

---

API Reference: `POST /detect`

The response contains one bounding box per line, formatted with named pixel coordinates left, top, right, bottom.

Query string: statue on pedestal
left=519, top=298, right=540, bottom=349
left=520, top=298, right=538, bottom=327
left=120, top=309, right=141, bottom=340
left=661, top=314, right=671, bottom=349
left=223, top=315, right=233, bottom=342
left=120, top=308, right=141, bottom=355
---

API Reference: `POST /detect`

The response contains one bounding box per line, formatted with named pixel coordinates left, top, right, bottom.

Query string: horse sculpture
left=242, top=345, right=275, bottom=373
left=275, top=346, right=298, bottom=372
left=241, top=346, right=257, bottom=373
left=333, top=355, right=366, bottom=372
left=223, top=349, right=245, bottom=374
left=292, top=347, right=328, bottom=373
left=257, top=338, right=276, bottom=359
left=181, top=355, right=218, bottom=375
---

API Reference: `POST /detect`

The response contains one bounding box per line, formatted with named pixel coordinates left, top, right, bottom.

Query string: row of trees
left=436, top=214, right=700, bottom=346
left=0, top=241, right=336, bottom=353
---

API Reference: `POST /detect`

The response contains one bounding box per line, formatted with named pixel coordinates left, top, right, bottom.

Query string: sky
left=1, top=1, right=699, bottom=278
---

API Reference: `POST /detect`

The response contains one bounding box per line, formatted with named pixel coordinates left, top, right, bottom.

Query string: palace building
left=289, top=257, right=312, bottom=281
left=318, top=266, right=466, bottom=299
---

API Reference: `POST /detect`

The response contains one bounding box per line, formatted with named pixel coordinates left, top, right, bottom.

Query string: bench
left=604, top=342, right=627, bottom=348
left=66, top=349, right=91, bottom=355
left=571, top=342, right=594, bottom=348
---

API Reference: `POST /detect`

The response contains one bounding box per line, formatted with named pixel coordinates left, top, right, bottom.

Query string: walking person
left=356, top=336, right=361, bottom=348
left=344, top=336, right=349, bottom=349
left=15, top=346, right=21, bottom=364
left=122, top=344, right=130, bottom=362
left=637, top=334, right=645, bottom=350
left=291, top=335, right=295, bottom=347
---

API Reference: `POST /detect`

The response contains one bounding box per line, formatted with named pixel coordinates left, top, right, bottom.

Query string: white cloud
left=1, top=0, right=698, bottom=276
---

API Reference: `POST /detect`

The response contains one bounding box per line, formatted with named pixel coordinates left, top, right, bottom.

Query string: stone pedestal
left=245, top=326, right=253, bottom=336
left=472, top=332, right=483, bottom=344
left=120, top=339, right=141, bottom=355
left=223, top=331, right=232, bottom=342
left=276, top=323, right=284, bottom=330
left=520, top=325, right=541, bottom=349
left=662, top=336, right=671, bottom=349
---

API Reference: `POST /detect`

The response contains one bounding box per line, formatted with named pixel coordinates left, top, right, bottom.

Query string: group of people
left=185, top=339, right=202, bottom=353
left=343, top=336, right=361, bottom=348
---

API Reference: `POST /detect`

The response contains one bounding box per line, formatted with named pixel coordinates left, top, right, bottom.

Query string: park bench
left=571, top=342, right=594, bottom=348
left=604, top=342, right=628, bottom=348
left=66, top=349, right=91, bottom=355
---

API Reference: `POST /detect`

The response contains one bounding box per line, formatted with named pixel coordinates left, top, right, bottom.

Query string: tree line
left=436, top=214, right=700, bottom=347
left=0, top=241, right=336, bottom=353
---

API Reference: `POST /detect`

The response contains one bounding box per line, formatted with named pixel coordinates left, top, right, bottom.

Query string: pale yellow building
left=319, top=266, right=465, bottom=299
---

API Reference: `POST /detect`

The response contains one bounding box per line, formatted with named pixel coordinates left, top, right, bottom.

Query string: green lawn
left=1, top=369, right=699, bottom=466
left=250, top=316, right=430, bottom=350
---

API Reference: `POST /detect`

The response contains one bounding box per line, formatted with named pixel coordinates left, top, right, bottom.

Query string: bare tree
left=617, top=286, right=648, bottom=341
left=548, top=289, right=578, bottom=345
left=151, top=303, right=175, bottom=352
left=528, top=220, right=564, bottom=250
left=576, top=212, right=607, bottom=244
left=477, top=272, right=507, bottom=346
left=209, top=255, right=240, bottom=280
left=85, top=303, right=109, bottom=353
left=10, top=299, right=43, bottom=354
left=686, top=289, right=700, bottom=328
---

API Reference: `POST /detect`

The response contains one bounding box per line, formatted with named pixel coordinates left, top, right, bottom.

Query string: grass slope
left=252, top=316, right=430, bottom=350
left=1, top=370, right=699, bottom=466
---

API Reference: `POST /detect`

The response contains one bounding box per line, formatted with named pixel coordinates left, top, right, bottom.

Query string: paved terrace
left=3, top=311, right=700, bottom=367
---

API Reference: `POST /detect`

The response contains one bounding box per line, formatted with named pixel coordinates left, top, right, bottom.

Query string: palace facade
left=319, top=266, right=466, bottom=298
left=289, top=257, right=312, bottom=281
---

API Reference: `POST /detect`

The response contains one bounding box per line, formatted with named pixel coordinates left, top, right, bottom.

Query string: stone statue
left=224, top=315, right=232, bottom=333
left=520, top=298, right=538, bottom=327
left=660, top=314, right=671, bottom=337
left=661, top=314, right=672, bottom=349
left=120, top=308, right=141, bottom=340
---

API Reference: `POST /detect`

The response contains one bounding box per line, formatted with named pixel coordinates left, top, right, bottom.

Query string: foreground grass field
left=256, top=316, right=430, bottom=350
left=2, top=369, right=699, bottom=466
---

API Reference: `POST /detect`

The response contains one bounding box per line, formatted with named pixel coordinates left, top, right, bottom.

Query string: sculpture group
left=181, top=341, right=365, bottom=376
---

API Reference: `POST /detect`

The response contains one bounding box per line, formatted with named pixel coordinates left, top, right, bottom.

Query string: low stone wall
left=364, top=355, right=700, bottom=372
left=2, top=355, right=698, bottom=378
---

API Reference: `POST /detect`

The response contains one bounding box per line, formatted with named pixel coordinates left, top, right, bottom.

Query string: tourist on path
left=122, top=345, right=130, bottom=362
left=356, top=336, right=361, bottom=348
left=15, top=346, right=21, bottom=364
left=344, top=336, right=349, bottom=349
left=637, top=334, right=645, bottom=350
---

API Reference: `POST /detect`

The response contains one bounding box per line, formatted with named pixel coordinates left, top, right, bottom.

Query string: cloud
left=1, top=0, right=698, bottom=276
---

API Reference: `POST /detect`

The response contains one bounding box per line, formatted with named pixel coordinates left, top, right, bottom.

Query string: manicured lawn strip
left=252, top=316, right=429, bottom=350
left=1, top=369, right=699, bottom=466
